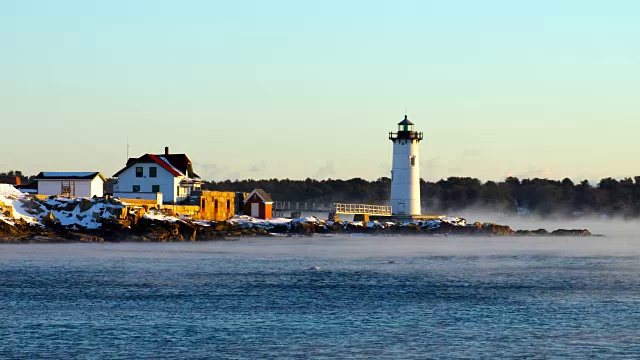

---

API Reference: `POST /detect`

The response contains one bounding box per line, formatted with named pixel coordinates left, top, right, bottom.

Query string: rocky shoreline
left=0, top=214, right=594, bottom=244
left=0, top=186, right=594, bottom=243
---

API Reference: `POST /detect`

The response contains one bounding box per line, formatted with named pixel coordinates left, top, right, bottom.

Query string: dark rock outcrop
left=550, top=229, right=592, bottom=236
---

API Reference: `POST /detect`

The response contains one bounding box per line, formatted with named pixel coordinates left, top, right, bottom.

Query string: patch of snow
left=441, top=217, right=466, bottom=226
left=158, top=156, right=185, bottom=176
left=292, top=216, right=324, bottom=224
left=143, top=212, right=182, bottom=223
left=0, top=184, right=22, bottom=198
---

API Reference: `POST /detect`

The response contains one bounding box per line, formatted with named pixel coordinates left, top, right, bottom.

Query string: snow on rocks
left=1, top=185, right=34, bottom=225
left=0, top=187, right=126, bottom=230
left=226, top=215, right=294, bottom=230
left=143, top=211, right=183, bottom=223
left=0, top=184, right=22, bottom=198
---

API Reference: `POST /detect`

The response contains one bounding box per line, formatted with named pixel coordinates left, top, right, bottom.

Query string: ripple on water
left=1, top=238, right=640, bottom=358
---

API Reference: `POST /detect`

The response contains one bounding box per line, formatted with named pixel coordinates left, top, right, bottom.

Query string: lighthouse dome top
left=398, top=115, right=414, bottom=126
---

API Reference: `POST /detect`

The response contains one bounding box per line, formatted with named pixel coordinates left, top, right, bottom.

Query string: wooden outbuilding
left=243, top=189, right=273, bottom=219
left=0, top=176, right=21, bottom=185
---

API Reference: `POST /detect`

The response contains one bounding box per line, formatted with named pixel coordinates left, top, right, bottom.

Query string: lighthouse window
left=410, top=156, right=416, bottom=166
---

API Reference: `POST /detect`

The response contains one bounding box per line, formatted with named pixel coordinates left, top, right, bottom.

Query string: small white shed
left=34, top=172, right=106, bottom=198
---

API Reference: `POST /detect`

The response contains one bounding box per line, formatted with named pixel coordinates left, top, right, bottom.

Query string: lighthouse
left=389, top=115, right=423, bottom=215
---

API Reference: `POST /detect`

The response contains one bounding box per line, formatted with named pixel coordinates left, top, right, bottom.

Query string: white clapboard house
left=112, top=147, right=202, bottom=204
left=34, top=172, right=106, bottom=198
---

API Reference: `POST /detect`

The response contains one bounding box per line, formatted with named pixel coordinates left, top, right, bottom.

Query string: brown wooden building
left=243, top=189, right=273, bottom=219
left=196, top=190, right=243, bottom=221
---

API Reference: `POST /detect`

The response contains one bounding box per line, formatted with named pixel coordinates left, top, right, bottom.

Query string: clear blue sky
left=2, top=1, right=639, bottom=182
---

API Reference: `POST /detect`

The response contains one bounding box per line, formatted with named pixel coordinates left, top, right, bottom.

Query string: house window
left=214, top=200, right=218, bottom=209
left=177, top=186, right=180, bottom=196
left=133, top=185, right=140, bottom=192
left=201, top=199, right=206, bottom=209
left=136, top=167, right=143, bottom=177
left=410, top=156, right=416, bottom=167
left=149, top=167, right=157, bottom=178
left=152, top=185, right=160, bottom=193
left=226, top=200, right=231, bottom=211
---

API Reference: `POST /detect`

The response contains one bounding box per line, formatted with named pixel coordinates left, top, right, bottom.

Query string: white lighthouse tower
left=389, top=115, right=423, bottom=215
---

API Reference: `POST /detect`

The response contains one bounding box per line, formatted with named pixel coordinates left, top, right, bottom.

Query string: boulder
left=108, top=206, right=128, bottom=220
left=23, top=199, right=42, bottom=210
left=41, top=211, right=59, bottom=227
left=0, top=221, right=22, bottom=237
left=79, top=199, right=94, bottom=212
left=178, top=222, right=198, bottom=241
left=479, top=223, right=514, bottom=236
left=2, top=207, right=13, bottom=218
left=293, top=222, right=315, bottom=235
left=63, top=202, right=77, bottom=212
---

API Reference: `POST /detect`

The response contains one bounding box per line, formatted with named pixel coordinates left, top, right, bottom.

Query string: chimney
left=165, top=146, right=169, bottom=155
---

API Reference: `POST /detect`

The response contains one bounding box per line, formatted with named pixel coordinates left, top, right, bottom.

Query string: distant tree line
left=5, top=170, right=640, bottom=218
left=0, top=170, right=34, bottom=183
left=202, top=176, right=640, bottom=218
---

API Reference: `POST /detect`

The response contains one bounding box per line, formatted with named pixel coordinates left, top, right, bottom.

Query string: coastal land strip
left=1, top=192, right=593, bottom=243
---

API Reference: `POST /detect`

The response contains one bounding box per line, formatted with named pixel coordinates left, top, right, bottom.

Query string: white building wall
left=90, top=177, right=104, bottom=197
left=390, top=140, right=421, bottom=215
left=114, top=164, right=180, bottom=203
left=113, top=192, right=163, bottom=204
left=174, top=177, right=184, bottom=203
left=38, top=180, right=93, bottom=198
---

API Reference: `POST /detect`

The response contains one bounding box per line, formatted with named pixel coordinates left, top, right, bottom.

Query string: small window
left=149, top=167, right=157, bottom=178
left=410, top=156, right=416, bottom=167
left=152, top=185, right=160, bottom=193
left=136, top=167, right=143, bottom=177
left=226, top=200, right=231, bottom=210
left=133, top=185, right=140, bottom=192
left=201, top=199, right=206, bottom=209
left=214, top=200, right=218, bottom=209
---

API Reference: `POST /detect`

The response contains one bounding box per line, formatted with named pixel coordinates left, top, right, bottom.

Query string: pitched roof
left=113, top=153, right=201, bottom=179
left=398, top=115, right=414, bottom=126
left=244, top=188, right=274, bottom=204
left=34, top=172, right=106, bottom=182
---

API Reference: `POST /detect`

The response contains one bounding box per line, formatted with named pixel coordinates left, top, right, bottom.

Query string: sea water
left=1, top=236, right=639, bottom=359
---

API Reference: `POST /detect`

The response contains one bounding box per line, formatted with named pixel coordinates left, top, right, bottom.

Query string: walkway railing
left=273, top=201, right=392, bottom=217
left=331, top=203, right=392, bottom=216
left=273, top=201, right=333, bottom=212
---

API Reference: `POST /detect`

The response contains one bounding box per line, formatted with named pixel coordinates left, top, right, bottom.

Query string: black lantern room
left=389, top=115, right=423, bottom=141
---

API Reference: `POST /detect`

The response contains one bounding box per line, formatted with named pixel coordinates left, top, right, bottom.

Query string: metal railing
left=331, top=203, right=392, bottom=216
left=273, top=201, right=332, bottom=212
left=273, top=202, right=392, bottom=216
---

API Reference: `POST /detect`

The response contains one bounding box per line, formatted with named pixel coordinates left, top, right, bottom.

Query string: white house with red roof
left=112, top=147, right=202, bottom=204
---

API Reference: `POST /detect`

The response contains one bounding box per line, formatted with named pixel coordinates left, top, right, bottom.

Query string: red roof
left=147, top=154, right=182, bottom=177
left=113, top=153, right=200, bottom=178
